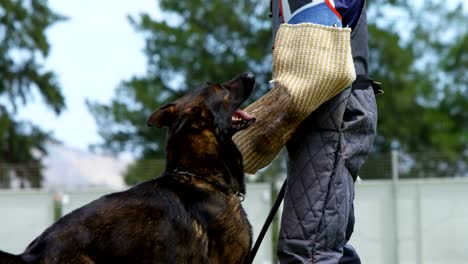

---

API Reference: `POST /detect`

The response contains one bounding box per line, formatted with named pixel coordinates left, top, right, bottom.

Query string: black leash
left=245, top=178, right=287, bottom=264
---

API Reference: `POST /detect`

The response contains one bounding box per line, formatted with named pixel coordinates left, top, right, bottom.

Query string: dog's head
left=147, top=72, right=256, bottom=139
left=147, top=72, right=255, bottom=187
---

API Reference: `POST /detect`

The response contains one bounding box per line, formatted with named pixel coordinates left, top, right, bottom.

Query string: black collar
left=171, top=169, right=245, bottom=202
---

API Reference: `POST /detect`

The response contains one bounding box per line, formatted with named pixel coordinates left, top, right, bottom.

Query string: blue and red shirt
left=280, top=0, right=364, bottom=29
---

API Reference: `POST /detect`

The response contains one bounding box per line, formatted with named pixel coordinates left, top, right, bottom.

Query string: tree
left=0, top=0, right=65, bottom=188
left=360, top=0, right=468, bottom=178
left=89, top=0, right=467, bottom=183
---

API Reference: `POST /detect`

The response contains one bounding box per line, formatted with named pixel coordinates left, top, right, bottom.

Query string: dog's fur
left=0, top=73, right=256, bottom=264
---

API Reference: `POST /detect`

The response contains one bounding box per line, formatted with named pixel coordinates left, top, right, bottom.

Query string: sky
left=17, top=0, right=157, bottom=154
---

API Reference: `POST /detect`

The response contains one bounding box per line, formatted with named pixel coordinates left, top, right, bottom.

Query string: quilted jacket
left=272, top=1, right=378, bottom=263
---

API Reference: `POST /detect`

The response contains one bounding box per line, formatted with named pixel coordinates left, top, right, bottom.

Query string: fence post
left=391, top=150, right=399, bottom=182
left=415, top=181, right=423, bottom=264
left=391, top=150, right=400, bottom=264
left=53, top=191, right=62, bottom=221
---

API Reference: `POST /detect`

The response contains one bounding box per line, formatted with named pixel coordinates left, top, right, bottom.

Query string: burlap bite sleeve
left=233, top=23, right=356, bottom=174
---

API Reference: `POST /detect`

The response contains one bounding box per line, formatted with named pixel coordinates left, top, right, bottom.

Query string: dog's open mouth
left=232, top=109, right=255, bottom=133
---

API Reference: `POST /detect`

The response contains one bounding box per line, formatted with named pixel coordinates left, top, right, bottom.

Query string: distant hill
left=21, top=141, right=132, bottom=190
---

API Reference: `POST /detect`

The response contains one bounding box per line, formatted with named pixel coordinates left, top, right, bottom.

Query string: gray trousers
left=278, top=86, right=377, bottom=263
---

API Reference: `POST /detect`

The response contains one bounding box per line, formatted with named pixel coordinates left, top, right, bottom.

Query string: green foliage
left=123, top=159, right=165, bottom=186
left=89, top=0, right=467, bottom=183
left=0, top=0, right=65, bottom=187
left=361, top=0, right=468, bottom=178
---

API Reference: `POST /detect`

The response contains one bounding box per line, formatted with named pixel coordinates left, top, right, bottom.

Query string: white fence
left=351, top=178, right=468, bottom=264
left=2, top=179, right=468, bottom=263
left=0, top=190, right=54, bottom=253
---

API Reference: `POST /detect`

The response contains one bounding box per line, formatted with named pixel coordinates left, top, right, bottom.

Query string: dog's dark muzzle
left=223, top=72, right=256, bottom=106
left=225, top=72, right=256, bottom=134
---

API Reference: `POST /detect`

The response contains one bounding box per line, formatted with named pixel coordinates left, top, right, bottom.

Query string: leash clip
left=236, top=191, right=245, bottom=202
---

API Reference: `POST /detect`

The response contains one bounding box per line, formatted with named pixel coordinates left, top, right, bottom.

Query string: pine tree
left=0, top=0, right=65, bottom=187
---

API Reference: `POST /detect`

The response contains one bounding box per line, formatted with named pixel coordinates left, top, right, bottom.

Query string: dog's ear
left=147, top=103, right=177, bottom=128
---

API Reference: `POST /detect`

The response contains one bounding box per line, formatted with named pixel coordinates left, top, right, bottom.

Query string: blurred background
left=0, top=0, right=467, bottom=263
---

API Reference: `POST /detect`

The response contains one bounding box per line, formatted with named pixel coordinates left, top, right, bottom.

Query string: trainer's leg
left=278, top=88, right=354, bottom=263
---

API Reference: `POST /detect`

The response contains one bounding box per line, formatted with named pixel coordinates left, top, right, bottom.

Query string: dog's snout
left=241, top=72, right=255, bottom=88
left=223, top=72, right=255, bottom=101
left=243, top=72, right=255, bottom=80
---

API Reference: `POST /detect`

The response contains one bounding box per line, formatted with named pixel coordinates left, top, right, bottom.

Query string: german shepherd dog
left=0, top=72, right=256, bottom=264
